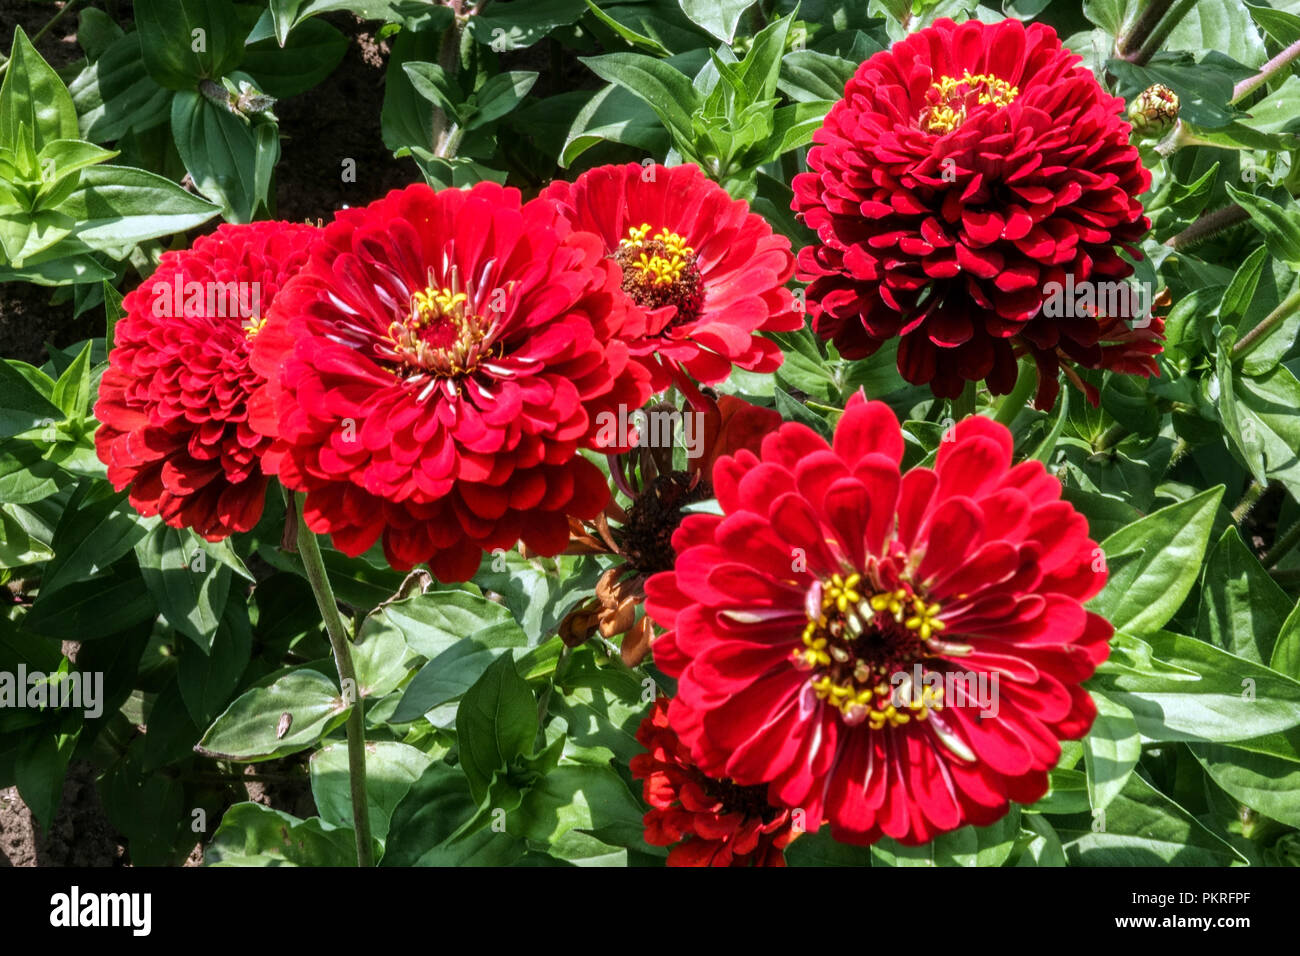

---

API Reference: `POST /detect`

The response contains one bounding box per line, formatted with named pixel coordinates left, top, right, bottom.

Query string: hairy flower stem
left=1165, top=204, right=1251, bottom=250
left=1230, top=481, right=1265, bottom=525
left=1231, top=288, right=1300, bottom=362
left=992, top=359, right=1037, bottom=427
left=1263, top=519, right=1300, bottom=569
left=1233, top=38, right=1300, bottom=103
left=292, top=492, right=374, bottom=867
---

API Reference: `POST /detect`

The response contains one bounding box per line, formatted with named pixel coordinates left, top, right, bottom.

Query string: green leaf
left=0, top=27, right=79, bottom=153
left=582, top=0, right=671, bottom=55
left=508, top=764, right=651, bottom=855
left=1196, top=526, right=1292, bottom=664
left=1057, top=771, right=1240, bottom=865
left=177, top=599, right=252, bottom=726
left=50, top=342, right=92, bottom=418
left=379, top=587, right=524, bottom=661
left=466, top=71, right=539, bottom=131
left=1225, top=183, right=1300, bottom=267
left=1273, top=604, right=1300, bottom=678
left=134, top=0, right=245, bottom=90
left=546, top=648, right=648, bottom=766
left=1226, top=361, right=1300, bottom=502
left=1087, top=486, right=1224, bottom=636
left=197, top=668, right=350, bottom=762
left=784, top=826, right=877, bottom=865
left=456, top=652, right=537, bottom=804
left=206, top=803, right=357, bottom=866
left=401, top=61, right=464, bottom=123
left=170, top=91, right=274, bottom=223
left=16, top=728, right=79, bottom=833
left=23, top=560, right=157, bottom=639
left=104, top=280, right=125, bottom=349
left=54, top=165, right=222, bottom=251
left=78, top=8, right=125, bottom=62
left=36, top=140, right=118, bottom=188
left=350, top=613, right=417, bottom=701
left=580, top=53, right=702, bottom=159
left=1166, top=0, right=1267, bottom=67
left=382, top=761, right=523, bottom=867
left=1015, top=814, right=1068, bottom=866
left=40, top=485, right=154, bottom=596
left=678, top=0, right=755, bottom=42
left=391, top=626, right=527, bottom=724
left=135, top=524, right=233, bottom=651
left=69, top=32, right=171, bottom=143
left=872, top=810, right=1022, bottom=866
left=778, top=49, right=858, bottom=102
left=560, top=84, right=669, bottom=168
left=310, top=740, right=432, bottom=846
left=1092, top=630, right=1300, bottom=744
left=1083, top=693, right=1142, bottom=811
left=469, top=0, right=587, bottom=51
left=1191, top=740, right=1300, bottom=828
left=0, top=360, right=63, bottom=438
left=1217, top=244, right=1269, bottom=330
left=242, top=18, right=347, bottom=98
left=1246, top=0, right=1300, bottom=45
left=380, top=28, right=439, bottom=152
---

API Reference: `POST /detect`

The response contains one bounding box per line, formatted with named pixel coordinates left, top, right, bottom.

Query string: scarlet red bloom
left=538, top=163, right=803, bottom=391
left=792, top=18, right=1152, bottom=408
left=645, top=394, right=1112, bottom=845
left=95, top=220, right=319, bottom=539
left=248, top=182, right=652, bottom=581
left=632, top=697, right=796, bottom=866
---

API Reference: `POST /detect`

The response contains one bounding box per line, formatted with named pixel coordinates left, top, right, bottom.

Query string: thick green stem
left=1126, top=0, right=1197, bottom=66
left=1095, top=423, right=1128, bottom=453
left=1117, top=0, right=1176, bottom=59
left=431, top=15, right=467, bottom=159
left=992, top=360, right=1037, bottom=428
left=293, top=492, right=373, bottom=867
left=1231, top=288, right=1300, bottom=362
left=1263, top=519, right=1300, bottom=569
left=951, top=380, right=977, bottom=422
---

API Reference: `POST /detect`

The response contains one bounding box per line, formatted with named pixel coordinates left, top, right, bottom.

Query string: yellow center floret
left=243, top=316, right=267, bottom=339
left=923, top=71, right=1019, bottom=134
left=619, top=223, right=695, bottom=286
left=386, top=268, right=497, bottom=380
left=793, top=573, right=948, bottom=729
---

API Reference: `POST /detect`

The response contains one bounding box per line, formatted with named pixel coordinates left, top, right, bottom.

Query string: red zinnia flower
left=95, top=220, right=319, bottom=539
left=645, top=394, right=1112, bottom=845
left=248, top=182, right=652, bottom=581
left=538, top=163, right=803, bottom=391
left=632, top=697, right=797, bottom=866
left=792, top=17, right=1152, bottom=408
